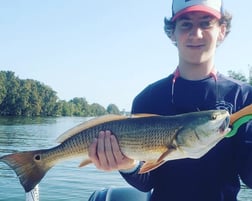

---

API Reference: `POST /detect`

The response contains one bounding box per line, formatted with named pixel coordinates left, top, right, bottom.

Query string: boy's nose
left=189, top=26, right=203, bottom=39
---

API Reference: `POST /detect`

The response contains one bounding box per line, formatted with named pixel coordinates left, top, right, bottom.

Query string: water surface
left=0, top=116, right=251, bottom=200
left=0, top=116, right=129, bottom=201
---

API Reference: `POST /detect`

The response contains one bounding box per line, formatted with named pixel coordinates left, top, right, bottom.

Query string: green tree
left=0, top=71, right=59, bottom=116
left=60, top=100, right=74, bottom=116
left=107, top=104, right=120, bottom=114
left=227, top=70, right=248, bottom=82
left=53, top=101, right=63, bottom=116
left=89, top=103, right=107, bottom=116
left=38, top=83, right=58, bottom=116
left=249, top=66, right=252, bottom=85
left=70, top=97, right=90, bottom=116
left=0, top=70, right=123, bottom=117
left=0, top=71, right=20, bottom=115
left=0, top=71, right=7, bottom=105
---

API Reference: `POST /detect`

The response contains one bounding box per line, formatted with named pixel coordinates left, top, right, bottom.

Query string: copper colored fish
left=0, top=110, right=230, bottom=192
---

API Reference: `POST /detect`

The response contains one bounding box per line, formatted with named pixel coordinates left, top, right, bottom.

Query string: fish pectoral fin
left=79, top=159, right=92, bottom=168
left=139, top=160, right=165, bottom=174
left=138, top=149, right=175, bottom=174
left=157, top=149, right=174, bottom=162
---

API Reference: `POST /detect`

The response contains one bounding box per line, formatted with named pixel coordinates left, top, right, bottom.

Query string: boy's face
left=172, top=11, right=226, bottom=66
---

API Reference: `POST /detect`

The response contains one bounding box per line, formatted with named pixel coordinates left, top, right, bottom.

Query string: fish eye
left=34, top=154, right=41, bottom=161
left=211, top=114, right=217, bottom=120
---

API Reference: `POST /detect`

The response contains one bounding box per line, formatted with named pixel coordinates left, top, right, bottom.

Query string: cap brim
left=172, top=5, right=221, bottom=21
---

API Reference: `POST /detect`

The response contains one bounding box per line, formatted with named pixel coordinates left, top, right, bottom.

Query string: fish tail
left=0, top=150, right=52, bottom=192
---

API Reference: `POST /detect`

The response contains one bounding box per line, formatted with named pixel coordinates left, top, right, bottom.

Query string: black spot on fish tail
left=34, top=154, right=41, bottom=161
left=0, top=150, right=52, bottom=192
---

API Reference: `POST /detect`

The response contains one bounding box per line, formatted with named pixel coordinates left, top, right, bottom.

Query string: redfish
left=0, top=110, right=230, bottom=192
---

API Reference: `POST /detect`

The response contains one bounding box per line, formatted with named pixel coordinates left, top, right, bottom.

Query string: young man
left=88, top=0, right=252, bottom=200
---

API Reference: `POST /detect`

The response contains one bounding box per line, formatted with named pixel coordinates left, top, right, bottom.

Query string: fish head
left=175, top=110, right=230, bottom=158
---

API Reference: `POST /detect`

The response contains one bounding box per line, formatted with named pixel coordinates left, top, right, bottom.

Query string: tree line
left=227, top=69, right=252, bottom=85
left=0, top=69, right=251, bottom=117
left=0, top=71, right=121, bottom=117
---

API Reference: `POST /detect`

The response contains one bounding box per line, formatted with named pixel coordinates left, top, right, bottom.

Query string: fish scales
left=9, top=115, right=202, bottom=165
left=39, top=116, right=183, bottom=164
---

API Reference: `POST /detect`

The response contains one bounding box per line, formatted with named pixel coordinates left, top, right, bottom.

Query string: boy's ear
left=170, top=32, right=176, bottom=41
left=218, top=24, right=227, bottom=42
left=170, top=33, right=177, bottom=45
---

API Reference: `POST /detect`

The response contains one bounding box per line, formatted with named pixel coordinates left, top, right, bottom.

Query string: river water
left=0, top=116, right=251, bottom=201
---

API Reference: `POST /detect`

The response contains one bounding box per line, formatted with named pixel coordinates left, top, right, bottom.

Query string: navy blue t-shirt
left=120, top=73, right=252, bottom=201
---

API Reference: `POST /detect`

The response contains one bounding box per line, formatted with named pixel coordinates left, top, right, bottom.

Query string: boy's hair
left=164, top=11, right=232, bottom=41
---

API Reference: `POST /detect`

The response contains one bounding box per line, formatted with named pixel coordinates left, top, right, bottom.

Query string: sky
left=0, top=1, right=251, bottom=111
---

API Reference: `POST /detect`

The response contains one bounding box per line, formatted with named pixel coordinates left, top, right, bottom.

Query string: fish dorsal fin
left=56, top=114, right=127, bottom=143
left=131, top=113, right=160, bottom=118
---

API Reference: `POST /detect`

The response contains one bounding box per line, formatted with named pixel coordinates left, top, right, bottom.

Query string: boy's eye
left=179, top=21, right=193, bottom=30
left=199, top=21, right=213, bottom=29
left=177, top=19, right=217, bottom=31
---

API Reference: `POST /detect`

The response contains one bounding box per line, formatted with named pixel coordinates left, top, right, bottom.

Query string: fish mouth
left=219, top=116, right=230, bottom=134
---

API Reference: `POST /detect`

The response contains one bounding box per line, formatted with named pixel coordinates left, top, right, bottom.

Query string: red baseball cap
left=172, top=0, right=223, bottom=21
